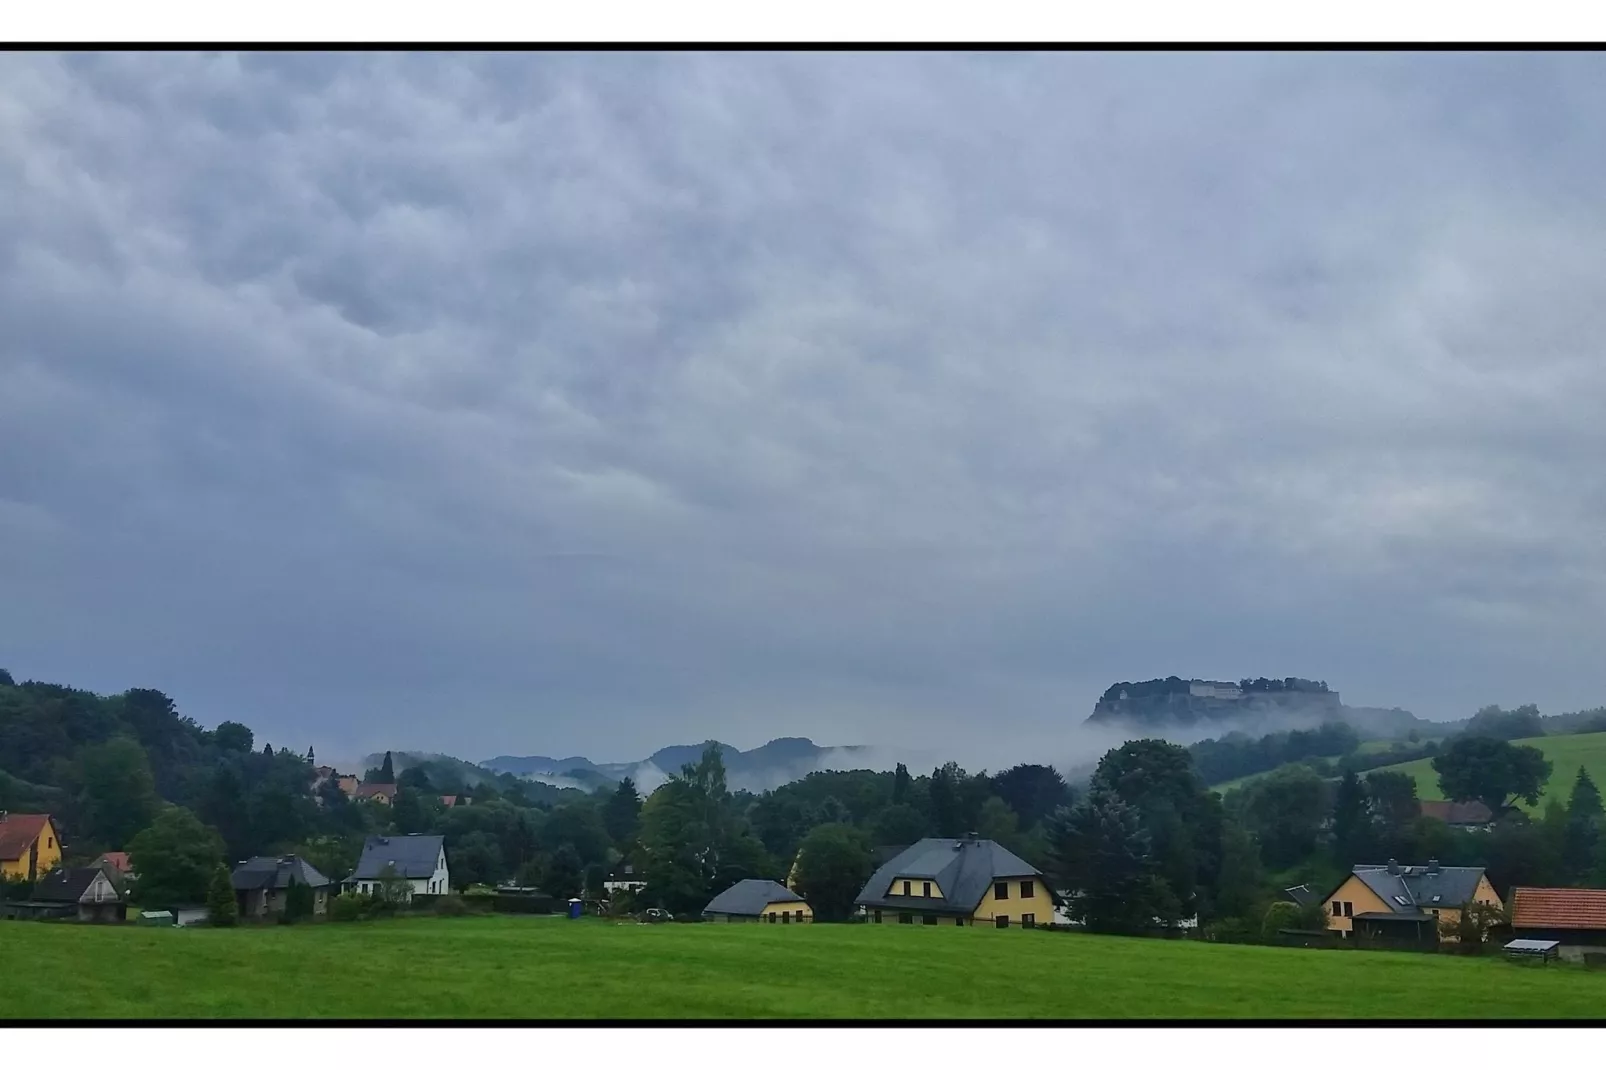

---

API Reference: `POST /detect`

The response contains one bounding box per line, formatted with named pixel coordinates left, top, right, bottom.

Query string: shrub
left=433, top=894, right=470, bottom=917
left=330, top=891, right=381, bottom=922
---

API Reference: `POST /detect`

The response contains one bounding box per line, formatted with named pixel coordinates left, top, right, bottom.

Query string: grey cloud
left=3, top=51, right=1606, bottom=766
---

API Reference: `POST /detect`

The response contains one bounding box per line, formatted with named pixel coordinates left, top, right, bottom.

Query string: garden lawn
left=4, top=914, right=1606, bottom=1019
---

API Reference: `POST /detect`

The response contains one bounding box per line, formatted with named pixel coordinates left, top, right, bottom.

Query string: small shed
left=137, top=910, right=175, bottom=927
left=1503, top=938, right=1560, bottom=965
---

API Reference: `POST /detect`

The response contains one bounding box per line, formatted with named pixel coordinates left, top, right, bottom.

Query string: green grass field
left=1213, top=732, right=1606, bottom=807
left=4, top=914, right=1605, bottom=1019
left=1369, top=732, right=1606, bottom=813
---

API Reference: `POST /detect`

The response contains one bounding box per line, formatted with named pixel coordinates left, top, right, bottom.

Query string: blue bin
left=568, top=899, right=583, bottom=919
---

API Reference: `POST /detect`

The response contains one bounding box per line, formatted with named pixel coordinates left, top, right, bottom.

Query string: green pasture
left=3, top=914, right=1603, bottom=1019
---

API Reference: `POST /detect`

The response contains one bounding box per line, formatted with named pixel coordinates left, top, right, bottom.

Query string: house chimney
left=1386, top=858, right=1401, bottom=876
left=1428, top=859, right=1440, bottom=875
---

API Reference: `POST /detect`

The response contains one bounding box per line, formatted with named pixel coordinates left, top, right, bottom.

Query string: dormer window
left=901, top=880, right=912, bottom=896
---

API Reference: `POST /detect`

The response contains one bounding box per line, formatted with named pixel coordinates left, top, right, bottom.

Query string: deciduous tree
left=128, top=807, right=225, bottom=907
left=1432, top=737, right=1552, bottom=817
left=791, top=823, right=873, bottom=921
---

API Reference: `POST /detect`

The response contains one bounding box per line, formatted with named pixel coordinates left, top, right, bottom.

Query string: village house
left=1419, top=800, right=1496, bottom=832
left=353, top=782, right=397, bottom=805
left=32, top=865, right=128, bottom=923
left=1510, top=887, right=1606, bottom=962
left=439, top=795, right=472, bottom=808
left=93, top=851, right=133, bottom=880
left=230, top=855, right=334, bottom=919
left=344, top=834, right=450, bottom=899
left=0, top=812, right=62, bottom=883
left=854, top=834, right=1056, bottom=928
left=603, top=860, right=647, bottom=896
left=703, top=879, right=812, bottom=923
left=1321, top=859, right=1502, bottom=942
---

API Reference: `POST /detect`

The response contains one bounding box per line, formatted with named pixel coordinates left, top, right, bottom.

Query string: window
left=47, top=837, right=54, bottom=848
left=994, top=881, right=1009, bottom=900
left=899, top=913, right=912, bottom=924
left=902, top=880, right=912, bottom=896
left=1430, top=909, right=1439, bottom=918
left=1343, top=902, right=1353, bottom=918
left=795, top=910, right=804, bottom=922
left=955, top=917, right=965, bottom=926
left=873, top=910, right=883, bottom=924
left=1022, top=913, right=1036, bottom=929
left=923, top=881, right=932, bottom=897
left=995, top=916, right=1009, bottom=929
left=1020, top=881, right=1035, bottom=898
left=782, top=912, right=790, bottom=924
left=1331, top=902, right=1342, bottom=917
left=922, top=914, right=937, bottom=925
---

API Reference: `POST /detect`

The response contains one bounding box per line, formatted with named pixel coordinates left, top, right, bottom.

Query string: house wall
left=881, top=875, right=947, bottom=900
left=1, top=817, right=62, bottom=881
left=761, top=900, right=813, bottom=923
left=969, top=876, right=1053, bottom=926
left=1323, top=875, right=1392, bottom=935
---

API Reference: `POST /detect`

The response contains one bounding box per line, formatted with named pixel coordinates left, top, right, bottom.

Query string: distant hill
left=482, top=737, right=872, bottom=794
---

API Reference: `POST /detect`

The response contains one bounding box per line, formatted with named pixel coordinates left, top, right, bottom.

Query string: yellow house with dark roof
left=853, top=835, right=1055, bottom=928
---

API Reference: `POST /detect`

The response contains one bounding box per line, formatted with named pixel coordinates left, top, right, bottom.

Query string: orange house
left=0, top=813, right=63, bottom=883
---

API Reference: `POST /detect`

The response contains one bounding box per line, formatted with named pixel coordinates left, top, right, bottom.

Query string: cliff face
left=1087, top=677, right=1342, bottom=729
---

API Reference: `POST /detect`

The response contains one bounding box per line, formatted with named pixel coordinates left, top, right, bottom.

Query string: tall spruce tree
left=1563, top=767, right=1604, bottom=882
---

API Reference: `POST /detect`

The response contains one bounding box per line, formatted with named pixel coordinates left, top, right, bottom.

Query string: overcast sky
left=3, top=52, right=1605, bottom=767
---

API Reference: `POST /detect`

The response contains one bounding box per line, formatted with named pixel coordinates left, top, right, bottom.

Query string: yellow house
left=1322, top=859, right=1502, bottom=940
left=854, top=835, right=1055, bottom=928
left=702, top=878, right=814, bottom=923
left=0, top=813, right=63, bottom=883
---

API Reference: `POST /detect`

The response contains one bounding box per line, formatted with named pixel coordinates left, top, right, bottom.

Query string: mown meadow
left=5, top=914, right=1605, bottom=1019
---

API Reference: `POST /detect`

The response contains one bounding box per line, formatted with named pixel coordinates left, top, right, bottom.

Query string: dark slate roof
left=33, top=866, right=112, bottom=903
left=1350, top=863, right=1488, bottom=913
left=351, top=834, right=445, bottom=880
left=855, top=837, right=1042, bottom=913
left=1284, top=883, right=1324, bottom=908
left=231, top=855, right=332, bottom=890
left=703, top=879, right=804, bottom=916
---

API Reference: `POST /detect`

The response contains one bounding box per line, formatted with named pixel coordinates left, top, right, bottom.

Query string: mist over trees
left=7, top=664, right=1606, bottom=940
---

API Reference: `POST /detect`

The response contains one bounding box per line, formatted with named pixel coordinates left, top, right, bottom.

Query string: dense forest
left=5, top=667, right=1606, bottom=940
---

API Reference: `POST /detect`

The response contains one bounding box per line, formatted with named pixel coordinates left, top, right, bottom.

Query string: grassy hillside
left=4, top=915, right=1604, bottom=1019
left=1367, top=731, right=1606, bottom=814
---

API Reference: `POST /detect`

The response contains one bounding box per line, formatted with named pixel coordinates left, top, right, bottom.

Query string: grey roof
left=351, top=834, right=446, bottom=880
left=702, top=879, right=804, bottom=916
left=33, top=866, right=116, bottom=903
left=1349, top=863, right=1487, bottom=913
left=1505, top=938, right=1561, bottom=951
left=1283, top=883, right=1324, bottom=908
left=231, top=855, right=332, bottom=891
left=855, top=837, right=1043, bottom=914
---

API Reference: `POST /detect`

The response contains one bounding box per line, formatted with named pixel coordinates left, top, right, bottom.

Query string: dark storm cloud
left=3, top=51, right=1605, bottom=767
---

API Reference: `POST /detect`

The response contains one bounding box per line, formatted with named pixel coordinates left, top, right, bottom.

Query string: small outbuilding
left=1510, top=887, right=1606, bottom=963
left=702, top=879, right=812, bottom=924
